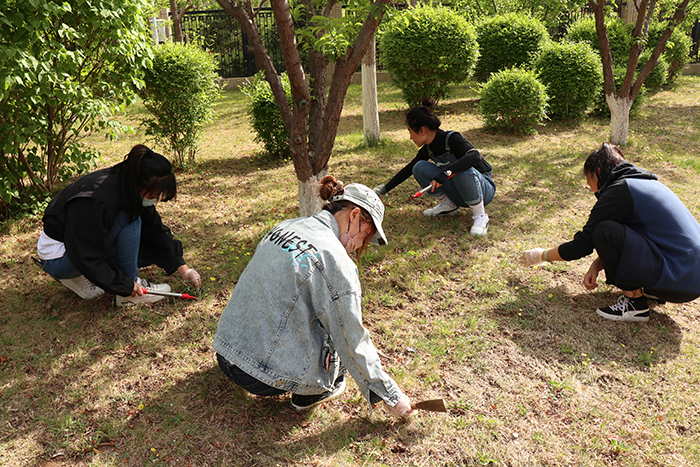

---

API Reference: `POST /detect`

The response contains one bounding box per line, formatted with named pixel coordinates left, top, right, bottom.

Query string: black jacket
left=42, top=168, right=184, bottom=296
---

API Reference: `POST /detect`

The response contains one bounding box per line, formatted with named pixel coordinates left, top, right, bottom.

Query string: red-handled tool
left=141, top=288, right=196, bottom=300
left=408, top=172, right=456, bottom=201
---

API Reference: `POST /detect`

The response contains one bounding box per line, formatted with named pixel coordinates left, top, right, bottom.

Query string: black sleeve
left=384, top=149, right=430, bottom=193
left=558, top=181, right=635, bottom=261
left=63, top=198, right=134, bottom=296
left=139, top=206, right=185, bottom=275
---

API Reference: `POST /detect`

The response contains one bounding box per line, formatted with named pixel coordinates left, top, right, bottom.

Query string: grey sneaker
left=59, top=275, right=104, bottom=300
left=470, top=214, right=489, bottom=236
left=595, top=295, right=650, bottom=322
left=423, top=195, right=458, bottom=217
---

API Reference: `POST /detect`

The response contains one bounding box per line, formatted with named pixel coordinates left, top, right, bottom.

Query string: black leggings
left=593, top=220, right=699, bottom=302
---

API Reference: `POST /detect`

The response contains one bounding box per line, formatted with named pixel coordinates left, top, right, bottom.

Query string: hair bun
left=318, top=175, right=344, bottom=201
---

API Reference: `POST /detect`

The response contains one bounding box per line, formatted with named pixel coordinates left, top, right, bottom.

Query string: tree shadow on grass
left=489, top=275, right=682, bottom=371
left=83, top=363, right=420, bottom=466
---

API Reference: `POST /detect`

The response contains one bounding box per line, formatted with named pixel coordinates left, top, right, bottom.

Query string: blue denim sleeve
left=317, top=289, right=404, bottom=407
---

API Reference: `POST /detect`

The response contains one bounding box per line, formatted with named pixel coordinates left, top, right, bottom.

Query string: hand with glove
left=373, top=184, right=387, bottom=197
left=383, top=395, right=416, bottom=418
left=520, top=248, right=547, bottom=267
left=178, top=266, right=202, bottom=289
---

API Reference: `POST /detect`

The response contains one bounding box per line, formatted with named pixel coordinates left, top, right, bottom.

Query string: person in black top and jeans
left=373, top=98, right=496, bottom=236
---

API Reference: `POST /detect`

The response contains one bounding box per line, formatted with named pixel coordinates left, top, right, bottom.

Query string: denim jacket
left=213, top=210, right=405, bottom=407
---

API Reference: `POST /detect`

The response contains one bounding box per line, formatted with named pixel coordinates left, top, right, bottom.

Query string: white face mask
left=141, top=196, right=158, bottom=207
left=339, top=217, right=362, bottom=254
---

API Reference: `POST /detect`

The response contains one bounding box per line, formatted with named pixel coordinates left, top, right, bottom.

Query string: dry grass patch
left=1, top=77, right=700, bottom=466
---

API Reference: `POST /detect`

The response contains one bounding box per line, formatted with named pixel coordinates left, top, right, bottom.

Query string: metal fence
left=180, top=9, right=286, bottom=78
left=181, top=10, right=700, bottom=78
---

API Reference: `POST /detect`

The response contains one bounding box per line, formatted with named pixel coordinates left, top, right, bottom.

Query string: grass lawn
left=1, top=75, right=700, bottom=467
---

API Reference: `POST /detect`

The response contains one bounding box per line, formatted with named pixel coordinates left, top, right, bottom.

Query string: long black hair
left=406, top=98, right=441, bottom=133
left=112, top=144, right=176, bottom=220
left=583, top=143, right=625, bottom=191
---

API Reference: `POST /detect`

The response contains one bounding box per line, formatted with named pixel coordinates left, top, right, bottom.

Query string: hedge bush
left=535, top=41, right=602, bottom=120
left=240, top=71, right=292, bottom=160
left=566, top=16, right=634, bottom=66
left=140, top=42, right=220, bottom=166
left=592, top=66, right=646, bottom=117
left=379, top=5, right=479, bottom=106
left=474, top=13, right=549, bottom=82
left=479, top=68, right=549, bottom=134
left=647, top=24, right=693, bottom=84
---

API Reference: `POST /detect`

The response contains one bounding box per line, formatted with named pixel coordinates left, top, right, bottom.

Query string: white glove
left=520, top=248, right=546, bottom=267
left=383, top=395, right=415, bottom=418
left=183, top=268, right=202, bottom=289
left=373, top=184, right=387, bottom=196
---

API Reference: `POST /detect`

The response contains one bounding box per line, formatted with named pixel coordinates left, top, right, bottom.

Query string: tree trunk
left=362, top=38, right=380, bottom=147
left=297, top=167, right=329, bottom=217
left=607, top=94, right=633, bottom=146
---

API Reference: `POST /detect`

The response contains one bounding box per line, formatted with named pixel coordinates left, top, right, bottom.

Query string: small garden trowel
left=410, top=399, right=447, bottom=412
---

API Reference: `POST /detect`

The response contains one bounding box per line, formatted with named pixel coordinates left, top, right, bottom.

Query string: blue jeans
left=217, top=354, right=286, bottom=397
left=413, top=156, right=496, bottom=207
left=42, top=211, right=143, bottom=281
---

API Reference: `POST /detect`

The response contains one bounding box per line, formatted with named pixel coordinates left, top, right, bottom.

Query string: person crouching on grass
left=520, top=143, right=700, bottom=322
left=213, top=176, right=415, bottom=417
left=37, top=144, right=202, bottom=306
left=373, top=98, right=496, bottom=236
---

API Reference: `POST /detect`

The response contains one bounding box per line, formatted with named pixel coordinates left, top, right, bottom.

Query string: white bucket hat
left=332, top=183, right=388, bottom=246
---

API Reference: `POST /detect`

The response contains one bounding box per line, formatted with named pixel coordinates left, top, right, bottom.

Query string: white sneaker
left=423, top=195, right=459, bottom=217
left=116, top=293, right=165, bottom=307
left=470, top=214, right=489, bottom=236
left=59, top=275, right=104, bottom=299
left=137, top=277, right=171, bottom=293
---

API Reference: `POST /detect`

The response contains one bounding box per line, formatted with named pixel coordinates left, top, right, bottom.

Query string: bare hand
left=584, top=266, right=599, bottom=290
left=429, top=180, right=442, bottom=192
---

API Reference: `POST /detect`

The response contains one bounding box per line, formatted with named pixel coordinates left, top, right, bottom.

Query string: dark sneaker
left=290, top=376, right=346, bottom=411
left=596, top=295, right=650, bottom=322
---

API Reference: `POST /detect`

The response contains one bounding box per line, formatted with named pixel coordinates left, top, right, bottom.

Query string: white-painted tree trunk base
left=297, top=168, right=329, bottom=217
left=606, top=94, right=633, bottom=147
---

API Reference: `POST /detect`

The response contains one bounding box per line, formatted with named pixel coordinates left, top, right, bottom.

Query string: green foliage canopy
left=474, top=13, right=550, bottom=82
left=379, top=4, right=479, bottom=107
left=0, top=0, right=153, bottom=213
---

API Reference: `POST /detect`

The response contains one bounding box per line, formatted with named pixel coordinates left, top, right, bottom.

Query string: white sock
left=469, top=200, right=486, bottom=217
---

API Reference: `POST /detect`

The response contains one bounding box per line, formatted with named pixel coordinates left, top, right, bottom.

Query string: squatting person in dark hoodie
left=520, top=143, right=700, bottom=322
left=214, top=176, right=415, bottom=416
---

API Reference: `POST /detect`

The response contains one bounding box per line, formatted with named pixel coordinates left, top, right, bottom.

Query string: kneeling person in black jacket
left=37, top=144, right=201, bottom=306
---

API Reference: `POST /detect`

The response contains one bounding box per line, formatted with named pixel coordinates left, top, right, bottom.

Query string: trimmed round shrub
left=240, top=71, right=292, bottom=160
left=140, top=42, right=221, bottom=167
left=535, top=41, right=603, bottom=120
left=636, top=50, right=668, bottom=90
left=479, top=68, right=549, bottom=134
left=474, top=13, right=549, bottom=82
left=647, top=23, right=693, bottom=84
left=592, top=66, right=646, bottom=117
left=566, top=16, right=634, bottom=66
left=379, top=5, right=479, bottom=106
